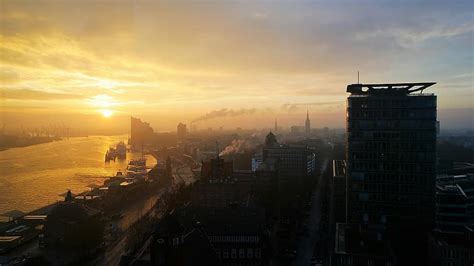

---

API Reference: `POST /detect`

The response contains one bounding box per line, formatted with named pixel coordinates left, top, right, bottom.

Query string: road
left=94, top=189, right=165, bottom=266
left=293, top=159, right=328, bottom=266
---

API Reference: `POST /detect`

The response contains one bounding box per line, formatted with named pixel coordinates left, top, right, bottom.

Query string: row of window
left=348, top=109, right=436, bottom=119
left=350, top=162, right=435, bottom=172
left=358, top=172, right=427, bottom=183
left=353, top=183, right=430, bottom=194
left=350, top=151, right=434, bottom=162
left=348, top=96, right=436, bottom=109
left=215, top=248, right=261, bottom=260
left=209, top=236, right=259, bottom=243
left=348, top=131, right=436, bottom=142
left=349, top=139, right=436, bottom=151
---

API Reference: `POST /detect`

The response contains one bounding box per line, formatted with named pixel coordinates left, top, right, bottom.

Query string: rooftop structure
left=347, top=82, right=436, bottom=95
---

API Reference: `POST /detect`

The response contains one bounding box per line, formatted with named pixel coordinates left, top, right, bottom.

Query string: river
left=0, top=135, right=156, bottom=220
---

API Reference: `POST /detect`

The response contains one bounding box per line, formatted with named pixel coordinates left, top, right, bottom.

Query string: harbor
left=0, top=138, right=167, bottom=263
left=0, top=135, right=156, bottom=219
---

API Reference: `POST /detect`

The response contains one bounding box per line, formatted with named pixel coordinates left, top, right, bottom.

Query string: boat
left=116, top=141, right=127, bottom=159
left=126, top=158, right=148, bottom=181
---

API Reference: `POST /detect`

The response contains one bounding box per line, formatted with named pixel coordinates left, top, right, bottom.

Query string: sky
left=1, top=0, right=473, bottom=133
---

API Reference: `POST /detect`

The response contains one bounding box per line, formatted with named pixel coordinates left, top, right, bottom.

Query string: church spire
left=305, top=110, right=311, bottom=134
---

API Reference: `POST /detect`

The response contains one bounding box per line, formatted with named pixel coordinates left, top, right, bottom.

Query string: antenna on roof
left=357, top=70, right=360, bottom=84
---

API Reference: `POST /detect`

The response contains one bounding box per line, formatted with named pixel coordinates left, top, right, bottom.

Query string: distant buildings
left=290, top=126, right=304, bottom=134
left=305, top=110, right=311, bottom=134
left=177, top=122, right=187, bottom=140
left=130, top=116, right=155, bottom=148
left=262, top=132, right=316, bottom=183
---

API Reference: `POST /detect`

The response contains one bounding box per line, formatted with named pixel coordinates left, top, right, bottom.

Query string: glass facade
left=346, top=92, right=437, bottom=226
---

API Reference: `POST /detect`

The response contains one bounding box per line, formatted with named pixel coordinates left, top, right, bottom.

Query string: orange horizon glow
left=0, top=1, right=472, bottom=132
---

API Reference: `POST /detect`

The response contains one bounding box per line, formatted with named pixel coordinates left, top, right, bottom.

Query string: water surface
left=0, top=135, right=156, bottom=219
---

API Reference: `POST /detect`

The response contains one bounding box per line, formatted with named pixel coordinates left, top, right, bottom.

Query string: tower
left=305, top=110, right=311, bottom=134
left=274, top=119, right=278, bottom=132
left=345, top=82, right=437, bottom=263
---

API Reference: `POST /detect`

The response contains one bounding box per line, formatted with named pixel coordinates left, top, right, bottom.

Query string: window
left=255, top=248, right=261, bottom=258
left=239, top=248, right=245, bottom=258
left=231, top=248, right=237, bottom=258
left=223, top=249, right=229, bottom=259
left=247, top=248, right=253, bottom=258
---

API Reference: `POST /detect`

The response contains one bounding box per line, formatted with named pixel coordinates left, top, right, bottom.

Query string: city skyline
left=1, top=1, right=473, bottom=132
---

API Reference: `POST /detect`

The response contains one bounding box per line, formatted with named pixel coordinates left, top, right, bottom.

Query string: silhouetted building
left=151, top=206, right=269, bottom=266
left=346, top=82, right=437, bottom=226
left=332, top=223, right=396, bottom=266
left=346, top=82, right=438, bottom=264
left=435, top=184, right=469, bottom=233
left=43, top=198, right=103, bottom=250
left=437, top=174, right=474, bottom=229
left=428, top=226, right=474, bottom=266
left=177, top=122, right=187, bottom=140
left=262, top=132, right=316, bottom=183
left=150, top=214, right=220, bottom=266
left=130, top=116, right=155, bottom=148
left=333, top=160, right=347, bottom=223
left=200, top=157, right=234, bottom=181
left=305, top=110, right=311, bottom=134
left=195, top=157, right=258, bottom=208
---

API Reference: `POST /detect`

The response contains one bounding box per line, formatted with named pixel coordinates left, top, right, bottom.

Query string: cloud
left=0, top=0, right=472, bottom=128
left=1, top=88, right=82, bottom=100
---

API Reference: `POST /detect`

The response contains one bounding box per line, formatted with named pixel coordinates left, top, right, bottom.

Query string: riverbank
left=0, top=135, right=61, bottom=151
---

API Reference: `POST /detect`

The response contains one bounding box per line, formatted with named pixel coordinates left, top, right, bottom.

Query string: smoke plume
left=219, top=139, right=250, bottom=156
left=193, top=108, right=257, bottom=123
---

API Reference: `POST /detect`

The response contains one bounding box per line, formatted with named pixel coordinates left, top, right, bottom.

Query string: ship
left=126, top=158, right=148, bottom=181
left=116, top=141, right=127, bottom=160
left=105, top=147, right=117, bottom=162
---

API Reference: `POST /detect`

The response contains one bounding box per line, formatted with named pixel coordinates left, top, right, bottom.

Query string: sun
left=101, top=109, right=113, bottom=118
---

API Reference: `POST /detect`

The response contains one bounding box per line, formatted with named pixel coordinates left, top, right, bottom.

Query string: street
left=293, top=159, right=328, bottom=266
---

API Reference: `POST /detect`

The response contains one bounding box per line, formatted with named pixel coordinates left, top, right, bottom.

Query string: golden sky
left=1, top=1, right=473, bottom=132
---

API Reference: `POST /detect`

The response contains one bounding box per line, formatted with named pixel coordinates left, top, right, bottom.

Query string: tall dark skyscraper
left=346, top=83, right=437, bottom=229
left=305, top=110, right=311, bottom=134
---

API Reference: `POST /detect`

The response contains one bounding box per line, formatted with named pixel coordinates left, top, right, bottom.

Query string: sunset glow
left=0, top=1, right=472, bottom=133
left=101, top=109, right=113, bottom=118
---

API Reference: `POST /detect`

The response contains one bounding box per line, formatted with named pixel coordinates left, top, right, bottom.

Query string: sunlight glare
left=101, top=109, right=113, bottom=118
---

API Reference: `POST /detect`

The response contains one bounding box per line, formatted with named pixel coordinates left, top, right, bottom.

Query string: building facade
left=346, top=83, right=437, bottom=227
left=262, top=132, right=316, bottom=183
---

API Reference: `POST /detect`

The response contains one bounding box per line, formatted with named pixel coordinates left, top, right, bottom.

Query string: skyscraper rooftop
left=347, top=82, right=436, bottom=96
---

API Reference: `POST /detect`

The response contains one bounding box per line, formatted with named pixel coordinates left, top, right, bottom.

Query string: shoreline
left=0, top=137, right=61, bottom=152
